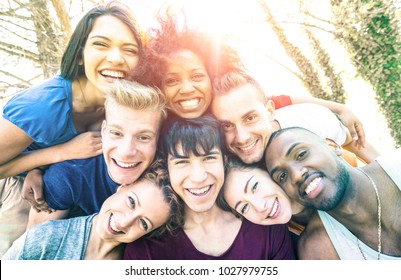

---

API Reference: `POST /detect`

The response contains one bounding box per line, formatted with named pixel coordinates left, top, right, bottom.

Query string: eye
left=164, top=78, right=179, bottom=86
left=297, top=150, right=307, bottom=160
left=109, top=130, right=122, bottom=137
left=245, top=114, right=257, bottom=122
left=241, top=203, right=249, bottom=215
left=278, top=171, right=288, bottom=184
left=174, top=159, right=189, bottom=165
left=204, top=155, right=216, bottom=161
left=251, top=182, right=258, bottom=193
left=128, top=196, right=136, bottom=208
left=124, top=48, right=138, bottom=55
left=140, top=219, right=149, bottom=231
left=221, top=122, right=233, bottom=131
left=92, top=41, right=108, bottom=48
left=137, top=135, right=152, bottom=142
left=192, top=73, right=205, bottom=81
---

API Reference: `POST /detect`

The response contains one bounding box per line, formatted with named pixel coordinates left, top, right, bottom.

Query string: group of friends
left=1, top=1, right=400, bottom=260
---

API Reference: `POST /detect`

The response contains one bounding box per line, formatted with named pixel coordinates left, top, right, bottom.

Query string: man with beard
left=264, top=127, right=401, bottom=260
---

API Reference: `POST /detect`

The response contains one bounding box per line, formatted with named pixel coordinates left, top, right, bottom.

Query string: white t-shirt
left=274, top=103, right=348, bottom=145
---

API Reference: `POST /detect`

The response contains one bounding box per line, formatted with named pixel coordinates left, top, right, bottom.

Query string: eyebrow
left=133, top=191, right=155, bottom=230
left=107, top=123, right=156, bottom=135
left=169, top=150, right=221, bottom=159
left=269, top=142, right=301, bottom=176
left=234, top=175, right=254, bottom=210
left=88, top=35, right=139, bottom=48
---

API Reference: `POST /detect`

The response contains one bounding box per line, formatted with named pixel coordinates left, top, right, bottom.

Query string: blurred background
left=0, top=0, right=399, bottom=153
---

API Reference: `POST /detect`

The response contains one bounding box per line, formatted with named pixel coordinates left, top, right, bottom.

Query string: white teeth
left=179, top=98, right=199, bottom=109
left=238, top=141, right=256, bottom=152
left=109, top=214, right=122, bottom=233
left=268, top=198, right=279, bottom=217
left=101, top=70, right=125, bottom=78
left=187, top=185, right=210, bottom=195
left=115, top=160, right=139, bottom=168
left=305, top=177, right=322, bottom=194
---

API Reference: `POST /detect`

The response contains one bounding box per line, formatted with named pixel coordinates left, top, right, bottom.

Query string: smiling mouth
left=186, top=185, right=212, bottom=196
left=305, top=177, right=322, bottom=195
left=237, top=140, right=257, bottom=152
left=267, top=198, right=279, bottom=218
left=114, top=159, right=141, bottom=169
left=100, top=70, right=126, bottom=79
left=109, top=213, right=122, bottom=234
left=178, top=98, right=200, bottom=110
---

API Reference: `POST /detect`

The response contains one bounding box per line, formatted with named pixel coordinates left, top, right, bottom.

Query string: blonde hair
left=105, top=80, right=168, bottom=122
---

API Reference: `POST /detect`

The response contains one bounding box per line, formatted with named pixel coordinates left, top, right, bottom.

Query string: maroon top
left=123, top=219, right=295, bottom=260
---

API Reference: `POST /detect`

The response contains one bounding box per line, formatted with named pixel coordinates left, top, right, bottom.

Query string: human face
left=101, top=99, right=161, bottom=184
left=264, top=130, right=349, bottom=211
left=167, top=144, right=225, bottom=213
left=211, top=84, right=276, bottom=164
left=224, top=167, right=292, bottom=226
left=82, top=15, right=140, bottom=94
left=95, top=179, right=170, bottom=244
left=162, top=49, right=212, bottom=119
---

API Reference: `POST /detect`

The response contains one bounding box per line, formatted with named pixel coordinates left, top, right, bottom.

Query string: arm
left=0, top=130, right=102, bottom=178
left=297, top=213, right=339, bottom=260
left=21, top=168, right=53, bottom=213
left=27, top=206, right=69, bottom=229
left=290, top=95, right=366, bottom=149
left=342, top=140, right=380, bottom=164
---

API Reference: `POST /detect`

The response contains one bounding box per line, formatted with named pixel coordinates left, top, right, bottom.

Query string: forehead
left=126, top=180, right=169, bottom=212
left=105, top=101, right=161, bottom=130
left=166, top=49, right=206, bottom=70
left=212, top=84, right=268, bottom=121
left=265, top=130, right=318, bottom=163
left=89, top=15, right=137, bottom=42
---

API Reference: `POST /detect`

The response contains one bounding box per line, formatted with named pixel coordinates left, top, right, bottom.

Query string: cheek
left=126, top=56, right=139, bottom=70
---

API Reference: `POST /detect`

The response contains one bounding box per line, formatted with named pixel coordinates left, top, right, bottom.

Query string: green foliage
left=330, top=0, right=401, bottom=147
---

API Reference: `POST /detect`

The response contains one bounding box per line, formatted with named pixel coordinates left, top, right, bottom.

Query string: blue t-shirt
left=2, top=75, right=78, bottom=151
left=43, top=155, right=119, bottom=214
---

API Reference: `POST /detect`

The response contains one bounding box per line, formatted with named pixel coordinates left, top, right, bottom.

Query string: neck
left=73, top=78, right=105, bottom=111
left=184, top=204, right=230, bottom=229
left=84, top=216, right=123, bottom=260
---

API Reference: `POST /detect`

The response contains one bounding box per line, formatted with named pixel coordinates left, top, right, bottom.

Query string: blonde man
left=26, top=80, right=167, bottom=230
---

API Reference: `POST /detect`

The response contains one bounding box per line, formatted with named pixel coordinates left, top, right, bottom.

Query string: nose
left=234, top=125, right=251, bottom=144
left=251, top=197, right=266, bottom=212
left=107, top=48, right=124, bottom=65
left=119, top=211, right=137, bottom=228
left=117, top=138, right=138, bottom=156
left=189, top=161, right=207, bottom=183
left=179, top=78, right=195, bottom=94
left=290, top=165, right=308, bottom=186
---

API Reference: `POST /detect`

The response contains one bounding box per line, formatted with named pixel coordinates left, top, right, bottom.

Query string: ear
left=101, top=120, right=107, bottom=136
left=265, top=99, right=276, bottom=119
left=324, top=138, right=343, bottom=156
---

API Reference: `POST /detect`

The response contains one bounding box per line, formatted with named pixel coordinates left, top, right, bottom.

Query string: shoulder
left=297, top=212, right=339, bottom=259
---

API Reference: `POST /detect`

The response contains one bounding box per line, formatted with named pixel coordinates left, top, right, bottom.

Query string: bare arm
left=297, top=213, right=339, bottom=260
left=290, top=95, right=366, bottom=149
left=27, top=207, right=69, bottom=229
left=0, top=128, right=102, bottom=178
left=21, top=168, right=53, bottom=213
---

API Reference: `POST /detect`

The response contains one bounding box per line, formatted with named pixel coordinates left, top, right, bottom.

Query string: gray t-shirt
left=1, top=214, right=94, bottom=260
